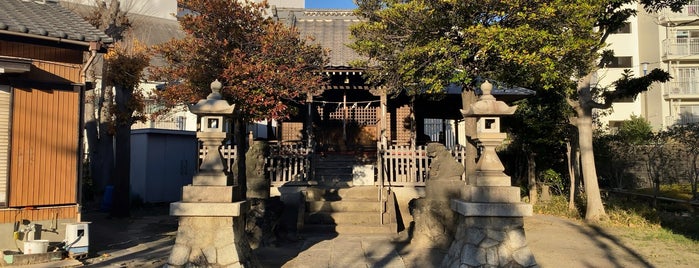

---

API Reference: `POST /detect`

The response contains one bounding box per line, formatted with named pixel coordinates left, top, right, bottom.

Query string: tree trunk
left=110, top=85, right=132, bottom=218
left=577, top=112, right=606, bottom=221
left=461, top=89, right=478, bottom=185
left=527, top=151, right=538, bottom=205
left=84, top=87, right=115, bottom=209
left=693, top=154, right=698, bottom=201
left=566, top=141, right=577, bottom=211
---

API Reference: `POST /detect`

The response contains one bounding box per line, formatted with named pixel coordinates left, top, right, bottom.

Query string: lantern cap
left=462, top=81, right=517, bottom=117
left=189, top=79, right=235, bottom=116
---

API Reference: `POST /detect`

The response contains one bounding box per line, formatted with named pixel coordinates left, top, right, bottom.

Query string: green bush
left=538, top=168, right=564, bottom=195
left=533, top=195, right=581, bottom=219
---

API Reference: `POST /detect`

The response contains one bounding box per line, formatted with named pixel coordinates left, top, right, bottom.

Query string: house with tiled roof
left=0, top=0, right=112, bottom=252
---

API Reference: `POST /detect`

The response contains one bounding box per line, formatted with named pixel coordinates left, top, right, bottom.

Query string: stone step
left=302, top=223, right=397, bottom=234
left=314, top=162, right=356, bottom=168
left=307, top=200, right=383, bottom=213
left=314, top=173, right=353, bottom=179
left=312, top=180, right=354, bottom=188
left=306, top=211, right=382, bottom=225
left=305, top=186, right=381, bottom=201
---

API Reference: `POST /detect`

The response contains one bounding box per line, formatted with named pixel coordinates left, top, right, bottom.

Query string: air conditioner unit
left=65, top=222, right=90, bottom=256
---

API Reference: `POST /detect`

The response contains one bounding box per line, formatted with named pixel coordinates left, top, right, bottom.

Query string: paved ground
left=2, top=203, right=681, bottom=267
left=41, top=205, right=692, bottom=268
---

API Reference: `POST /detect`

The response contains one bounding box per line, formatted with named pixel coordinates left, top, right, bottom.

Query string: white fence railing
left=667, top=115, right=699, bottom=126
left=663, top=37, right=699, bottom=58
left=663, top=1, right=699, bottom=17
left=667, top=81, right=699, bottom=95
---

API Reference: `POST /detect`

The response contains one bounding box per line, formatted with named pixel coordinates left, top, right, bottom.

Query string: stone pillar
left=443, top=81, right=536, bottom=267
left=246, top=140, right=269, bottom=199
left=167, top=80, right=253, bottom=267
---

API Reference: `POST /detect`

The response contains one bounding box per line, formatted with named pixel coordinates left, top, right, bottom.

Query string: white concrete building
left=595, top=13, right=646, bottom=132
left=598, top=2, right=699, bottom=131
left=657, top=1, right=699, bottom=127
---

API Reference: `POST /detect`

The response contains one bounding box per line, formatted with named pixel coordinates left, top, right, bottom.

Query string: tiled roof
left=0, top=0, right=113, bottom=45
left=277, top=8, right=363, bottom=68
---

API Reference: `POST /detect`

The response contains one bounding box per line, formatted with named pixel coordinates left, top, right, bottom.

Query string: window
left=608, top=121, right=623, bottom=134
left=604, top=56, right=633, bottom=68
left=674, top=68, right=699, bottom=94
left=679, top=105, right=699, bottom=124
left=612, top=22, right=631, bottom=34
left=0, top=85, right=10, bottom=206
left=615, top=95, right=635, bottom=103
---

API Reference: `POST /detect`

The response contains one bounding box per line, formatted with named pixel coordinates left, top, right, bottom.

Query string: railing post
left=378, top=141, right=385, bottom=224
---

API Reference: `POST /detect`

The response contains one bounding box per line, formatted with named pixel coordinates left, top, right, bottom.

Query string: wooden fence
left=200, top=143, right=468, bottom=187
left=198, top=142, right=312, bottom=186
left=379, top=145, right=467, bottom=186
left=267, top=142, right=312, bottom=186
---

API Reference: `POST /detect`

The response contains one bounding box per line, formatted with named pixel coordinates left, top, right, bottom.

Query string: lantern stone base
left=192, top=173, right=229, bottom=186
left=168, top=186, right=252, bottom=267
left=166, top=216, right=253, bottom=268
left=450, top=199, right=532, bottom=217
left=170, top=201, right=246, bottom=217
left=442, top=216, right=538, bottom=268
left=443, top=201, right=537, bottom=268
left=468, top=186, right=522, bottom=203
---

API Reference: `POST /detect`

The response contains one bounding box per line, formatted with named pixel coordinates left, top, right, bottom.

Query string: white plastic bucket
left=23, top=240, right=49, bottom=254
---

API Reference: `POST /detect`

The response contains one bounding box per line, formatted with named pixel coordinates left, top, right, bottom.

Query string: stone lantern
left=442, top=81, right=536, bottom=267
left=167, top=80, right=252, bottom=267
left=188, top=79, right=234, bottom=183
left=463, top=80, right=517, bottom=187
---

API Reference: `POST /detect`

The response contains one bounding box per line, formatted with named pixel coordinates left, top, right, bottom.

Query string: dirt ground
left=81, top=205, right=699, bottom=268
left=385, top=214, right=699, bottom=268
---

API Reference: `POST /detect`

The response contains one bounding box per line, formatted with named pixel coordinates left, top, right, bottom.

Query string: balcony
left=664, top=81, right=699, bottom=99
left=662, top=38, right=699, bottom=61
left=131, top=99, right=193, bottom=131
left=658, top=1, right=699, bottom=26
left=666, top=115, right=699, bottom=126
left=132, top=117, right=188, bottom=130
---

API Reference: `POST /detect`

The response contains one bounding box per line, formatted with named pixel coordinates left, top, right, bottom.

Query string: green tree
left=150, top=0, right=328, bottom=196
left=616, top=115, right=653, bottom=145
left=80, top=0, right=149, bottom=217
left=351, top=0, right=600, bottom=186
left=351, top=0, right=688, bottom=221
left=667, top=123, right=699, bottom=200
left=568, top=1, right=685, bottom=221
left=102, top=41, right=150, bottom=217
left=502, top=90, right=573, bottom=205
left=640, top=131, right=676, bottom=207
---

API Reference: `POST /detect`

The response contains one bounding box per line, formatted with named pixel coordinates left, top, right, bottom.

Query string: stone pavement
left=17, top=206, right=677, bottom=268
left=254, top=234, right=408, bottom=268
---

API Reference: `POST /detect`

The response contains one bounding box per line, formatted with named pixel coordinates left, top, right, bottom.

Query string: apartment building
left=599, top=2, right=699, bottom=131
left=658, top=1, right=699, bottom=127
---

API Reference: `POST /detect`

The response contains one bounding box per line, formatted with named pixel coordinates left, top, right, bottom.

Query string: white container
left=65, top=222, right=89, bottom=248
left=23, top=240, right=48, bottom=254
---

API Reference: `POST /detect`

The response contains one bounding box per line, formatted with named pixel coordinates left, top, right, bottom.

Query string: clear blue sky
left=306, top=0, right=357, bottom=9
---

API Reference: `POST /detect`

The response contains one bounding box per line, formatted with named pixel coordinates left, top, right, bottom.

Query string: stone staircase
left=312, top=153, right=361, bottom=186
left=302, top=152, right=396, bottom=234
left=302, top=186, right=397, bottom=234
